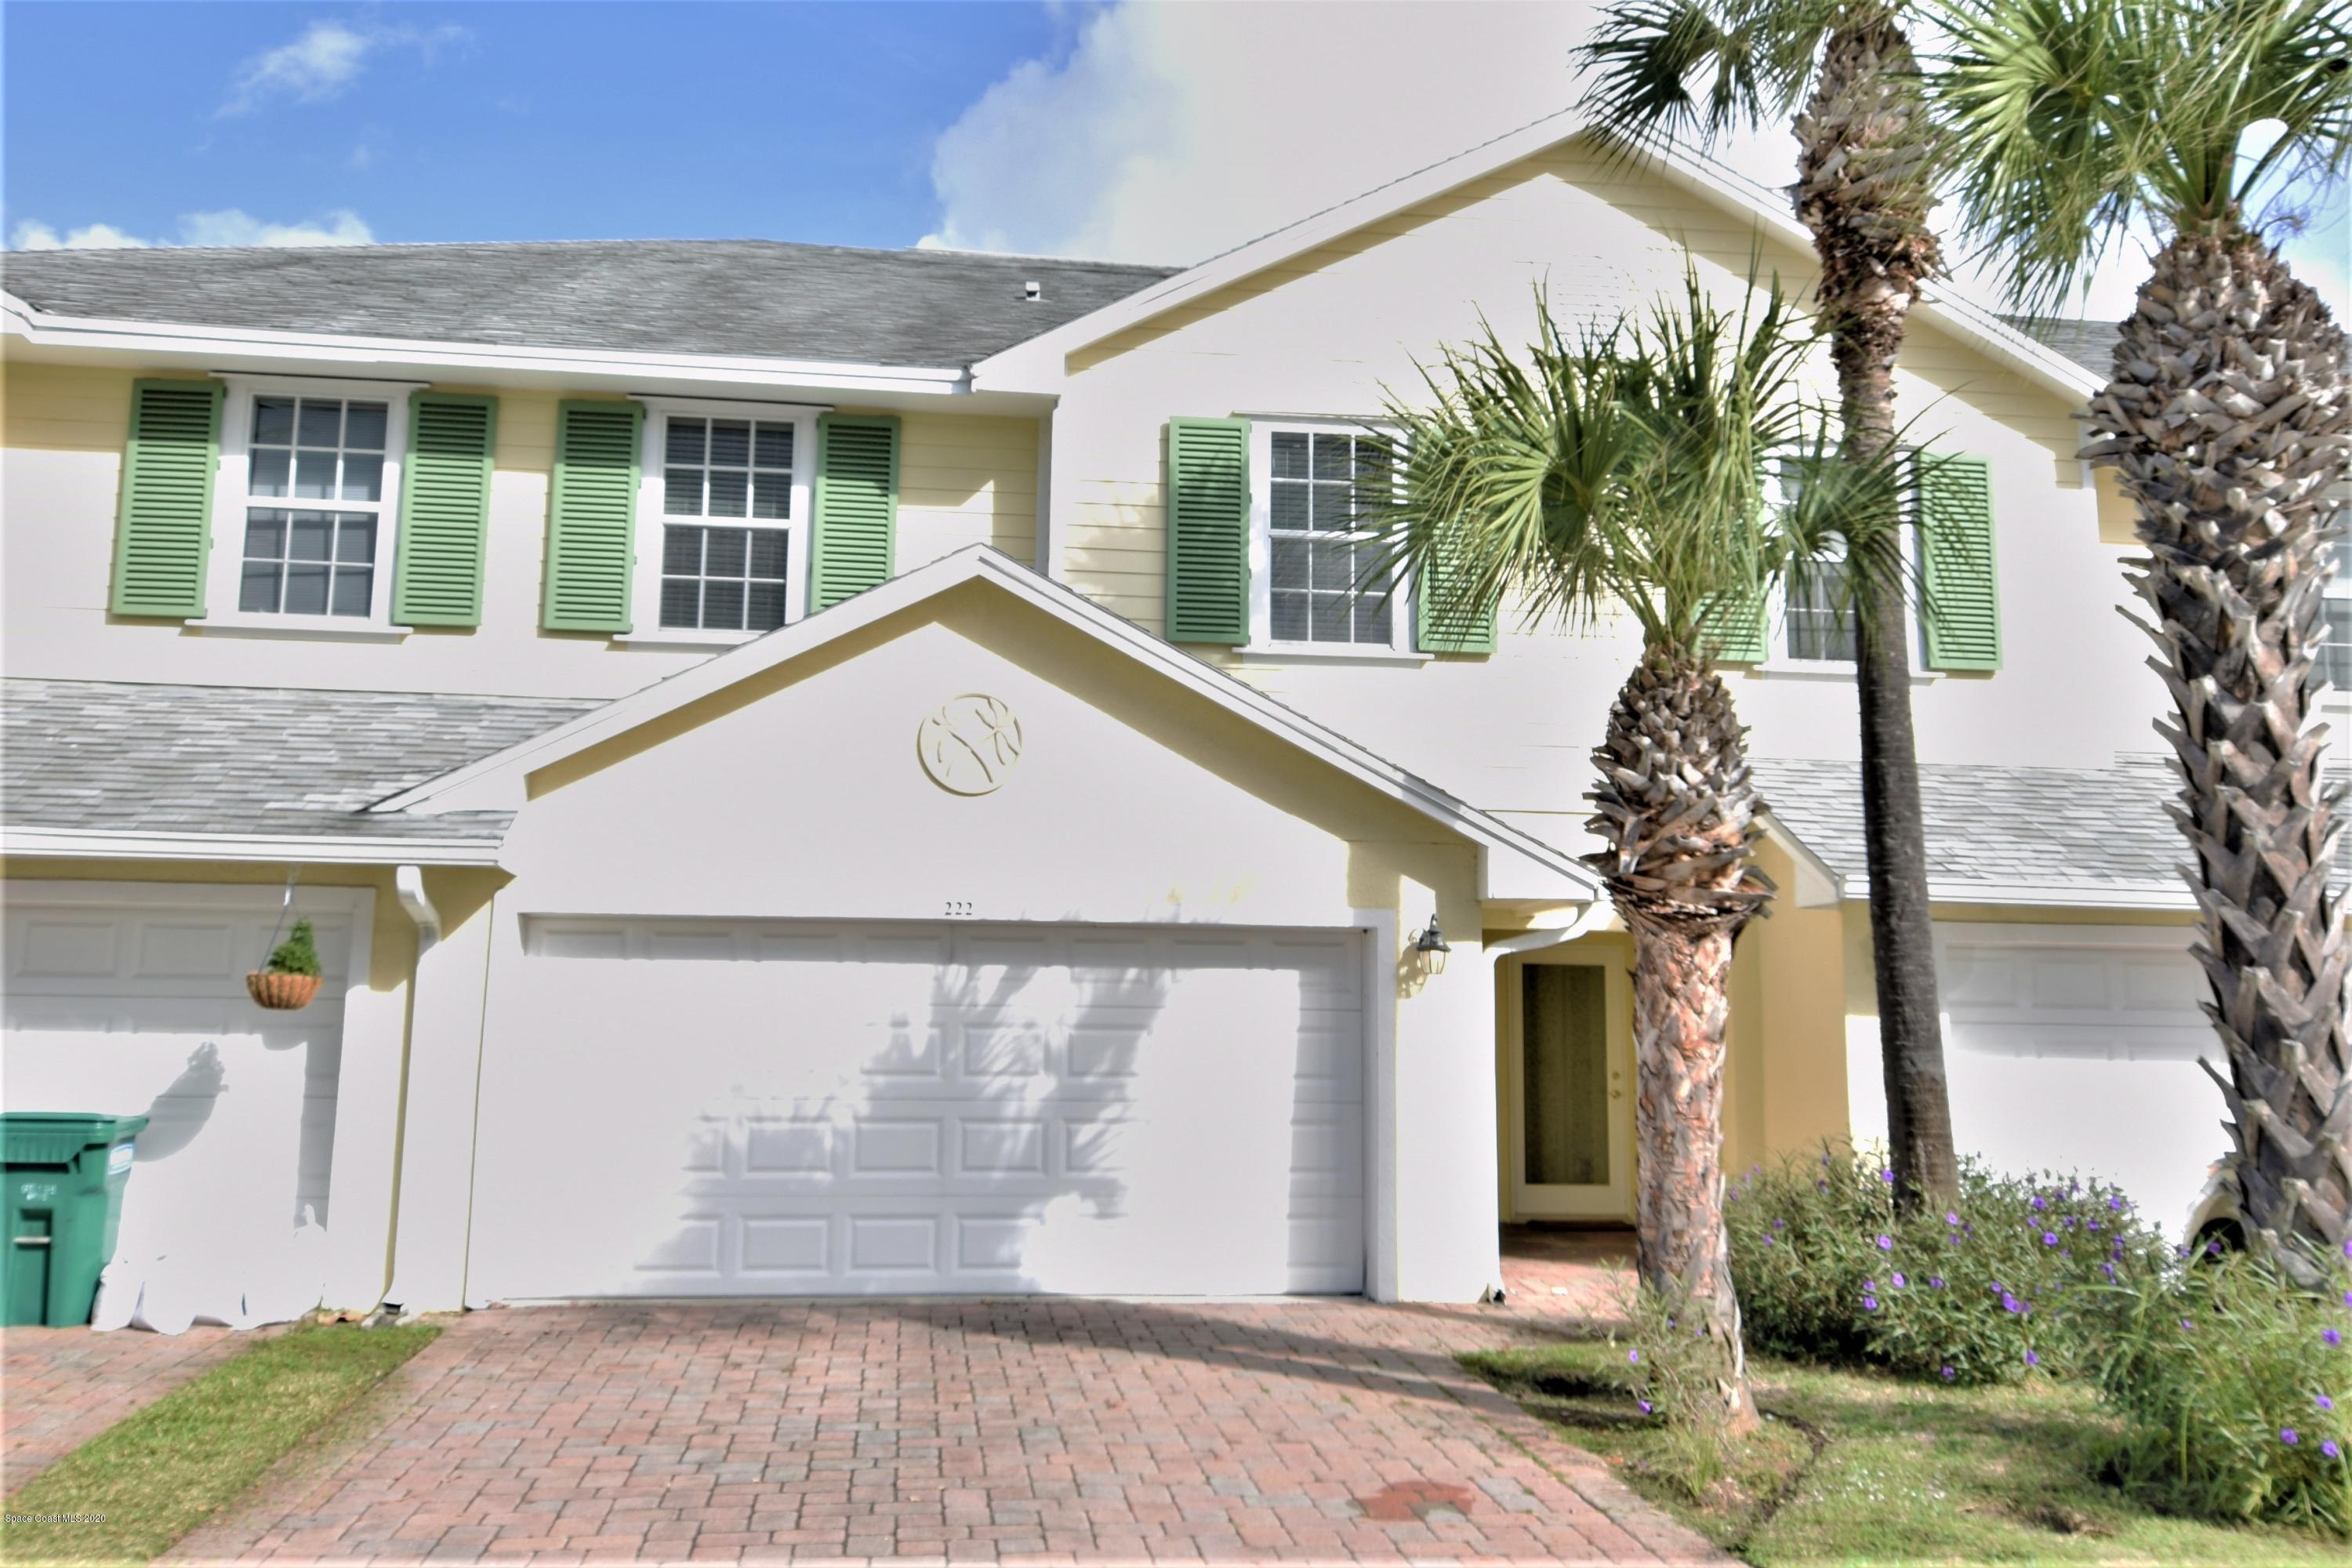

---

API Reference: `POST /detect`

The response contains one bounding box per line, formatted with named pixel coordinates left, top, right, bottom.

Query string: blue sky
left=5, top=2, right=2344, bottom=319
left=3, top=2, right=1072, bottom=250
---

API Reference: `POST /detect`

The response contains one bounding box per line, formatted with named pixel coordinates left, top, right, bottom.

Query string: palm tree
left=1577, top=0, right=1963, bottom=1209
left=1374, top=273, right=1889, bottom=1427
left=1931, top=0, right=2352, bottom=1282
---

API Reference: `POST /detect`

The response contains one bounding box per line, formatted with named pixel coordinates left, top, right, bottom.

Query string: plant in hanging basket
left=249, top=916, right=323, bottom=1010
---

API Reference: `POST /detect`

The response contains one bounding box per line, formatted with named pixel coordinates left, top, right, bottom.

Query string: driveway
left=2, top=1322, right=272, bottom=1491
left=170, top=1290, right=1718, bottom=1565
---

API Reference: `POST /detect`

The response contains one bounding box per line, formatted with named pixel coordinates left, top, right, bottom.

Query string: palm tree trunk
left=1795, top=16, right=1961, bottom=1208
left=1588, top=644, right=1769, bottom=1430
left=2089, top=234, right=2350, bottom=1283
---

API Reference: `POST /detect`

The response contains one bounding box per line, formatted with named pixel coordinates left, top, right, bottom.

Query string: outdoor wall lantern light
left=1414, top=914, right=1451, bottom=975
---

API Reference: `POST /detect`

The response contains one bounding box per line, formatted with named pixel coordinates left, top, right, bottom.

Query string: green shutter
left=542, top=400, right=641, bottom=633
left=1698, top=588, right=1769, bottom=664
left=1918, top=452, right=2002, bottom=672
left=1414, top=532, right=1498, bottom=654
left=1165, top=417, right=1250, bottom=644
left=110, top=379, right=223, bottom=619
left=394, top=393, right=498, bottom=626
left=810, top=414, right=899, bottom=610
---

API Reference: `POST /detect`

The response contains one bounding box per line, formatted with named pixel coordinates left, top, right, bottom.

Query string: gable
left=379, top=548, right=1598, bottom=903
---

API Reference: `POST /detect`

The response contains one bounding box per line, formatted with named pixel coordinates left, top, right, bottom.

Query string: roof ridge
left=2, top=674, right=602, bottom=708
left=3, top=235, right=1181, bottom=273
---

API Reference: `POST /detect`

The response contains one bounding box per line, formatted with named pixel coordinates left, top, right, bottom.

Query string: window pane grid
left=247, top=395, right=387, bottom=511
left=1785, top=555, right=1857, bottom=662
left=239, top=508, right=376, bottom=618
left=1269, top=429, right=1394, bottom=646
left=2320, top=532, right=2351, bottom=695
left=659, top=524, right=788, bottom=633
left=662, top=416, right=795, bottom=521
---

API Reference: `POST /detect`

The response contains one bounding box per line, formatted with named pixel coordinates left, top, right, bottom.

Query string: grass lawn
left=1465, top=1339, right=2348, bottom=1566
left=0, top=1319, right=439, bottom=1565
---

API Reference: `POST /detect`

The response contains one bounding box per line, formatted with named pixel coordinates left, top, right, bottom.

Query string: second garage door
left=468, top=920, right=1367, bottom=1299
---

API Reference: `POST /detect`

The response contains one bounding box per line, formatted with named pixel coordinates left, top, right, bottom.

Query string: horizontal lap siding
left=885, top=411, right=1040, bottom=574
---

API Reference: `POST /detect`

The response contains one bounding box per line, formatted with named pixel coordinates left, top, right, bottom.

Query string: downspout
left=376, top=866, right=441, bottom=1316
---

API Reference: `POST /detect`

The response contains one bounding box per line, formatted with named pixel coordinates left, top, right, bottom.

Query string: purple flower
left=2316, top=1394, right=2335, bottom=1411
left=1880, top=1169, right=1895, bottom=1183
left=2002, top=1294, right=2024, bottom=1314
left=1940, top=1365, right=1956, bottom=1381
left=2031, top=1196, right=2046, bottom=1210
left=2102, top=1263, right=2117, bottom=1280
left=1929, top=1276, right=1945, bottom=1290
left=1945, top=1212, right=1960, bottom=1226
left=1773, top=1218, right=1786, bottom=1230
left=1628, top=1348, right=1641, bottom=1363
left=1763, top=1236, right=1777, bottom=1247
left=2208, top=1240, right=2223, bottom=1256
left=2326, top=1329, right=2343, bottom=1348
left=2025, top=1350, right=2040, bottom=1367
left=2282, top=1428, right=2300, bottom=1446
left=2109, top=1195, right=2125, bottom=1211
left=2324, top=1439, right=2343, bottom=1460
left=2042, top=1232, right=2060, bottom=1247
left=1891, top=1272, right=1907, bottom=1290
left=1638, top=1399, right=1653, bottom=1414
left=2182, top=1318, right=2195, bottom=1331
left=1862, top=1295, right=1879, bottom=1312
left=1876, top=1234, right=1893, bottom=1251
left=2343, top=1290, right=2352, bottom=1308
left=2343, top=1238, right=2351, bottom=1259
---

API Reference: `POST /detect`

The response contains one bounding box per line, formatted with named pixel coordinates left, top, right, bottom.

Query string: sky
left=4, top=0, right=2346, bottom=323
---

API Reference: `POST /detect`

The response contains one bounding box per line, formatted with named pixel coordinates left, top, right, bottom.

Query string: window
left=1764, top=456, right=1923, bottom=667
left=1248, top=423, right=1409, bottom=654
left=633, top=401, right=816, bottom=640
left=2321, top=528, right=2351, bottom=699
left=204, top=379, right=412, bottom=629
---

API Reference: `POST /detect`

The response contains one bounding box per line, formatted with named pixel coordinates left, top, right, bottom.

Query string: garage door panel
left=2, top=895, right=353, bottom=1253
left=1937, top=923, right=2220, bottom=1232
left=479, top=919, right=1366, bottom=1298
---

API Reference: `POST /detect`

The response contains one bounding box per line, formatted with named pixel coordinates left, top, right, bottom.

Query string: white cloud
left=221, top=19, right=467, bottom=116
left=9, top=209, right=375, bottom=251
left=924, top=2, right=2349, bottom=321
left=9, top=220, right=149, bottom=251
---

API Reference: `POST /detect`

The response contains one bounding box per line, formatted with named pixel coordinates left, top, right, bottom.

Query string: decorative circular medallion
left=917, top=694, right=1024, bottom=796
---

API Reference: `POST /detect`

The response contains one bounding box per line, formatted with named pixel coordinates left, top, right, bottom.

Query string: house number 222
left=943, top=900, right=975, bottom=918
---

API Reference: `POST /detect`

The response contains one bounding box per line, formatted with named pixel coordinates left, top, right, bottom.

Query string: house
left=5, top=110, right=2335, bottom=1315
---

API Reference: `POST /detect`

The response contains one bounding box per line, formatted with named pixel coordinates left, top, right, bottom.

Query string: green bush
left=1724, top=1144, right=2168, bottom=1385
left=265, top=916, right=321, bottom=978
left=2096, top=1246, right=2352, bottom=1535
left=1617, top=1285, right=1746, bottom=1498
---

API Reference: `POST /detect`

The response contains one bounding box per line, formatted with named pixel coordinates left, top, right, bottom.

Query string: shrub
left=2095, top=1245, right=2352, bottom=1535
left=265, top=917, right=321, bottom=978
left=1724, top=1144, right=2167, bottom=1385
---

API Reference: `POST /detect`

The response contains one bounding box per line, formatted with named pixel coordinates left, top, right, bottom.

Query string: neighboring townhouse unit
left=5, top=109, right=2340, bottom=1316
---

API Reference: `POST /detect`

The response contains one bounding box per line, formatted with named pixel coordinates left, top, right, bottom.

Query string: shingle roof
left=1755, top=753, right=2351, bottom=899
left=2, top=678, right=597, bottom=842
left=2001, top=314, right=2121, bottom=381
left=1, top=241, right=1177, bottom=368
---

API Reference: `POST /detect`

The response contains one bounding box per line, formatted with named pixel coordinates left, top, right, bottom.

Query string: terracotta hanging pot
left=247, top=971, right=321, bottom=1011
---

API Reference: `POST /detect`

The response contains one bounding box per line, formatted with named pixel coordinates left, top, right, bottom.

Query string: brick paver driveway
left=2, top=1322, right=273, bottom=1491
left=172, top=1290, right=1717, bottom=1566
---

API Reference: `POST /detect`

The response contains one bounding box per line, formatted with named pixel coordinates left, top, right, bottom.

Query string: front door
left=1508, top=956, right=1635, bottom=1219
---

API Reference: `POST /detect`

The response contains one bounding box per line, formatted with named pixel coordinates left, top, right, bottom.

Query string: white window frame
left=197, top=375, right=423, bottom=639
left=626, top=397, right=826, bottom=647
left=1244, top=419, right=1421, bottom=662
left=1755, top=456, right=1932, bottom=677
left=2320, top=518, right=2352, bottom=709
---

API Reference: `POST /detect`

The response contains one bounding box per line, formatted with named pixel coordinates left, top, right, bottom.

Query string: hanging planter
left=249, top=916, right=322, bottom=1011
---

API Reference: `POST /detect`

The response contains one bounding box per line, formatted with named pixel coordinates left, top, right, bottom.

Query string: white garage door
left=2, top=885, right=355, bottom=1276
left=1937, top=923, right=2220, bottom=1232
left=469, top=920, right=1367, bottom=1300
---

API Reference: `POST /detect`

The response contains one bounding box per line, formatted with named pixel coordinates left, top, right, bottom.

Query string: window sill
left=1741, top=660, right=1942, bottom=685
left=189, top=617, right=412, bottom=643
left=613, top=630, right=764, bottom=651
left=1236, top=644, right=1432, bottom=666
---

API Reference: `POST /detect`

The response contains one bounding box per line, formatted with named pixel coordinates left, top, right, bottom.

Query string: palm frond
left=1929, top=0, right=2352, bottom=310
left=1576, top=0, right=1859, bottom=152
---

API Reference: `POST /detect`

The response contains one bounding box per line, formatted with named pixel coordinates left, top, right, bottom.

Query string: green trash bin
left=2, top=1113, right=148, bottom=1327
